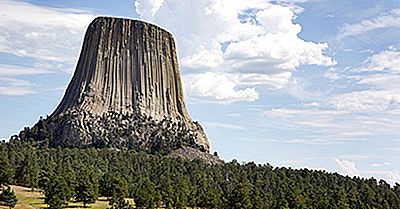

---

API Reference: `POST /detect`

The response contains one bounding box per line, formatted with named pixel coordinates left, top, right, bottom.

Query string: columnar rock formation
left=32, top=17, right=209, bottom=152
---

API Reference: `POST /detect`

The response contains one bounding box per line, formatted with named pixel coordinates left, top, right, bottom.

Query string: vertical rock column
left=50, top=17, right=209, bottom=152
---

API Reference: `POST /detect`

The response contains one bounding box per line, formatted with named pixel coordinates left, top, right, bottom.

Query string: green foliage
left=229, top=174, right=253, bottom=209
left=0, top=186, right=17, bottom=208
left=135, top=177, right=156, bottom=209
left=0, top=148, right=13, bottom=186
left=15, top=147, right=39, bottom=190
left=44, top=175, right=69, bottom=209
left=109, top=190, right=131, bottom=209
left=99, top=172, right=115, bottom=197
left=107, top=176, right=131, bottom=209
left=2, top=140, right=400, bottom=209
left=172, top=175, right=190, bottom=209
left=75, top=168, right=99, bottom=207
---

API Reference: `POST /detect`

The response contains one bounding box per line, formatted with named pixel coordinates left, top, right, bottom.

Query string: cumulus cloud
left=135, top=0, right=335, bottom=103
left=338, top=9, right=400, bottom=38
left=184, top=72, right=259, bottom=103
left=334, top=159, right=360, bottom=177
left=0, top=0, right=95, bottom=66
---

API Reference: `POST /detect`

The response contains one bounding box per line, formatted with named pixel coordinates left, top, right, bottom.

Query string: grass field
left=0, top=185, right=133, bottom=209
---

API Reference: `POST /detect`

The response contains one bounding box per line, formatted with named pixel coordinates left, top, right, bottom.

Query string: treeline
left=1, top=140, right=400, bottom=209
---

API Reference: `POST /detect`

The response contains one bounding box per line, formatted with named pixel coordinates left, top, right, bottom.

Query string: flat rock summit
left=18, top=17, right=210, bottom=155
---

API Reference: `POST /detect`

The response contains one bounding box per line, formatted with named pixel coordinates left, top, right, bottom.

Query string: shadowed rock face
left=45, top=17, right=209, bottom=152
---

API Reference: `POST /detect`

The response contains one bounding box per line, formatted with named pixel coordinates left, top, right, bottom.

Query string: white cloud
left=184, top=72, right=258, bottom=103
left=264, top=106, right=400, bottom=145
left=371, top=162, right=391, bottom=167
left=364, top=170, right=400, bottom=185
left=328, top=90, right=400, bottom=113
left=328, top=48, right=400, bottom=113
left=0, top=1, right=96, bottom=95
left=355, top=47, right=400, bottom=73
left=135, top=0, right=335, bottom=103
left=0, top=77, right=36, bottom=96
left=0, top=64, right=50, bottom=96
left=334, top=159, right=360, bottom=177
left=338, top=8, right=400, bottom=38
left=134, top=0, right=165, bottom=17
left=0, top=0, right=95, bottom=66
left=261, top=47, right=400, bottom=147
left=204, top=122, right=246, bottom=130
left=302, top=102, right=320, bottom=107
left=0, top=64, right=50, bottom=76
left=0, top=86, right=34, bottom=96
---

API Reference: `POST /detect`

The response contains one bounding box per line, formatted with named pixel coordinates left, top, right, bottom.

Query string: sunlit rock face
left=46, top=17, right=209, bottom=152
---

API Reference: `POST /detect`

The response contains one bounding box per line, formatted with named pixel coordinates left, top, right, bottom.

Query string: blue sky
left=1, top=0, right=400, bottom=184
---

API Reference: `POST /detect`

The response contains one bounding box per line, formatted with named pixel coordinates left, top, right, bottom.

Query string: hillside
left=1, top=140, right=400, bottom=209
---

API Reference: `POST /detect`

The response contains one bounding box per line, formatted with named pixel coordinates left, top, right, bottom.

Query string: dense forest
left=1, top=139, right=400, bottom=209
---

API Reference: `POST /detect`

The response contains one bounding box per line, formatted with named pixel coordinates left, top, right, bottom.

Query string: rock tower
left=38, top=17, right=209, bottom=152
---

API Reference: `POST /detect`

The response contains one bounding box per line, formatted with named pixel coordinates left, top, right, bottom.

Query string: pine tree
left=172, top=176, right=190, bottom=209
left=44, top=175, right=68, bottom=209
left=287, top=184, right=305, bottom=209
left=231, top=177, right=252, bottom=209
left=135, top=177, right=156, bottom=209
left=16, top=149, right=39, bottom=190
left=0, top=150, right=13, bottom=186
left=100, top=172, right=114, bottom=197
left=334, top=187, right=350, bottom=209
left=0, top=186, right=17, bottom=209
left=75, top=169, right=99, bottom=207
left=109, top=191, right=131, bottom=209
left=251, top=180, right=265, bottom=209
left=108, top=177, right=131, bottom=209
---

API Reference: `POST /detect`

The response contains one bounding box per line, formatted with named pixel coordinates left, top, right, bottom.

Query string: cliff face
left=43, top=17, right=209, bottom=152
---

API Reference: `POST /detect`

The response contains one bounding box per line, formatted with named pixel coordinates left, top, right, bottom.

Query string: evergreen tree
left=109, top=190, right=131, bottom=209
left=0, top=150, right=13, bottom=186
left=16, top=149, right=39, bottom=190
left=75, top=169, right=99, bottom=207
left=0, top=186, right=17, bottom=209
left=172, top=176, right=190, bottom=209
left=251, top=181, right=266, bottom=209
left=2, top=140, right=400, bottom=209
left=44, top=175, right=68, bottom=209
left=334, top=187, right=350, bottom=209
left=135, top=177, right=156, bottom=209
left=100, top=172, right=114, bottom=197
left=194, top=174, right=208, bottom=207
left=287, top=185, right=305, bottom=209
left=230, top=176, right=252, bottom=209
left=108, top=176, right=131, bottom=209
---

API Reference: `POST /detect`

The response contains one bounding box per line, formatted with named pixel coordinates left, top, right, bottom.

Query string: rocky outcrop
left=34, top=17, right=209, bottom=152
left=168, top=146, right=223, bottom=165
